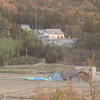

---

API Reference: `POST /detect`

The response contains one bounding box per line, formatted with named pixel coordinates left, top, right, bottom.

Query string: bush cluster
left=8, top=56, right=39, bottom=65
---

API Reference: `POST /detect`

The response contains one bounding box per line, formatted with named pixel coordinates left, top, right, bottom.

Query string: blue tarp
left=24, top=77, right=49, bottom=81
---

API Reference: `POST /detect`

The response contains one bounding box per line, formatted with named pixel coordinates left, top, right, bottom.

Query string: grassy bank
left=0, top=63, right=72, bottom=74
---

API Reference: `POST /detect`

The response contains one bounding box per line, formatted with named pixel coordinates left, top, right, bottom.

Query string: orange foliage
left=0, top=3, right=17, bottom=12
left=66, top=10, right=76, bottom=16
left=95, top=13, right=100, bottom=19
left=78, top=0, right=97, bottom=11
left=79, top=11, right=85, bottom=16
left=86, top=12, right=95, bottom=16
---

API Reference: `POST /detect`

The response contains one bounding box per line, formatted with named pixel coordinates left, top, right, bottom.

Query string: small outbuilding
left=48, top=66, right=96, bottom=81
left=48, top=71, right=64, bottom=81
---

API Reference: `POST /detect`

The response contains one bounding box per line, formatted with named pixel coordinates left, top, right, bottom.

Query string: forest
left=0, top=0, right=100, bottom=66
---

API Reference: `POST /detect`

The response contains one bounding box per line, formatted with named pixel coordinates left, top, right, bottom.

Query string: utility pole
left=34, top=0, right=38, bottom=30
left=26, top=47, right=27, bottom=58
left=42, top=59, right=45, bottom=78
left=35, top=12, right=38, bottom=30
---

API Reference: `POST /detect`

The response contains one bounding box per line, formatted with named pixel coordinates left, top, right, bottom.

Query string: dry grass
left=23, top=81, right=89, bottom=100
left=83, top=53, right=100, bottom=100
left=0, top=54, right=100, bottom=100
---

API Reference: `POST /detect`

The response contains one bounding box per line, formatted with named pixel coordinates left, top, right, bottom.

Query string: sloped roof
left=54, top=38, right=74, bottom=45
left=20, top=24, right=32, bottom=31
left=45, top=29, right=65, bottom=35
left=43, top=33, right=49, bottom=36
left=48, top=71, right=64, bottom=76
left=64, top=69, right=76, bottom=75
left=34, top=29, right=45, bottom=34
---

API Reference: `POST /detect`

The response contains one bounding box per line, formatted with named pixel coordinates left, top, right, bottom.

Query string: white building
left=43, top=29, right=65, bottom=41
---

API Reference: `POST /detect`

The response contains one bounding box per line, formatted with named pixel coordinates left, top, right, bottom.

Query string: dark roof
left=55, top=38, right=74, bottom=45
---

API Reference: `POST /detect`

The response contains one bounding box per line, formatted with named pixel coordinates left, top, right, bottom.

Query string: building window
left=61, top=36, right=63, bottom=38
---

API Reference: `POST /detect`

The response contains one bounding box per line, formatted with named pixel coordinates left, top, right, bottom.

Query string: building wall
left=50, top=34, right=64, bottom=40
left=48, top=72, right=63, bottom=81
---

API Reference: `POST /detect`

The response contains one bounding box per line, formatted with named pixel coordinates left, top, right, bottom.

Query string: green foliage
left=0, top=0, right=100, bottom=67
left=73, top=38, right=86, bottom=49
left=74, top=33, right=100, bottom=50
left=38, top=13, right=46, bottom=28
left=10, top=24, right=22, bottom=39
left=20, top=31, right=43, bottom=57
left=1, top=10, right=12, bottom=22
left=95, top=22, right=100, bottom=33
left=51, top=11, right=62, bottom=28
left=0, top=16, right=11, bottom=37
left=43, top=8, right=54, bottom=28
left=0, top=17, right=11, bottom=29
left=73, top=11, right=80, bottom=25
left=64, top=16, right=73, bottom=25
left=84, top=33, right=100, bottom=50
left=39, top=44, right=54, bottom=58
left=82, top=16, right=96, bottom=34
left=0, top=0, right=99, bottom=30
left=45, top=50, right=60, bottom=63
left=0, top=37, right=22, bottom=66
left=9, top=56, right=38, bottom=65
left=27, top=12, right=35, bottom=26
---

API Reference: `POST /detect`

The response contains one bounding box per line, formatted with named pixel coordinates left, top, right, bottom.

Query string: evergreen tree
left=82, top=16, right=96, bottom=34
left=10, top=24, right=22, bottom=39
left=45, top=50, right=60, bottom=63
left=0, top=37, right=22, bottom=66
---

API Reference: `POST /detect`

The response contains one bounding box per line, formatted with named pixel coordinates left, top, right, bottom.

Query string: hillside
left=0, top=0, right=100, bottom=69
left=0, top=0, right=100, bottom=36
left=1, top=0, right=100, bottom=16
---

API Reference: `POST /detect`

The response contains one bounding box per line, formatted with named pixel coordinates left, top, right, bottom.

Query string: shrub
left=8, top=56, right=39, bottom=65
left=45, top=50, right=60, bottom=63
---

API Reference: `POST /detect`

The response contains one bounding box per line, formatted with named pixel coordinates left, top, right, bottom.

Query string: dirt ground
left=0, top=62, right=100, bottom=100
left=0, top=73, right=91, bottom=100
